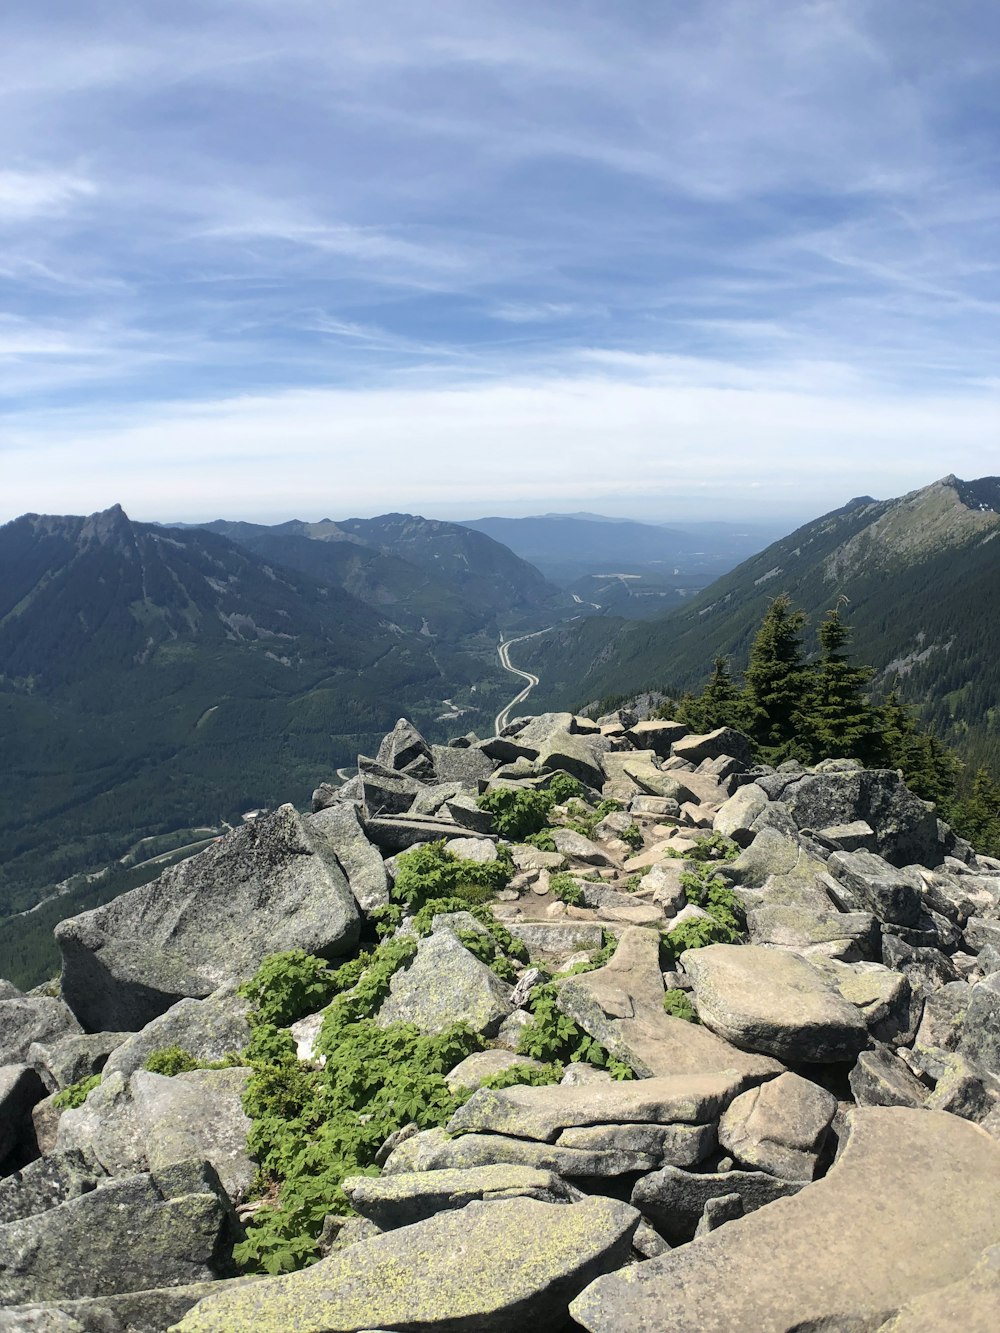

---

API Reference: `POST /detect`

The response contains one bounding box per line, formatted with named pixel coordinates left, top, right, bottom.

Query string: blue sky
left=2, top=0, right=1000, bottom=524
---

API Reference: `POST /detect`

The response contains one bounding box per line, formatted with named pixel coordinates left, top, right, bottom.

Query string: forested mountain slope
left=523, top=476, right=1000, bottom=771
left=0, top=506, right=516, bottom=920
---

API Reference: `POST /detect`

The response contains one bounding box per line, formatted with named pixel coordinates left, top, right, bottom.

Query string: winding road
left=494, top=628, right=552, bottom=735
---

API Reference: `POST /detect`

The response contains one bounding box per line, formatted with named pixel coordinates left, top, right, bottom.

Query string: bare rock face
left=682, top=943, right=871, bottom=1063
left=375, top=931, right=513, bottom=1037
left=719, top=1071, right=837, bottom=1179
left=56, top=804, right=360, bottom=1032
left=174, top=1195, right=639, bottom=1333
left=571, top=1108, right=1000, bottom=1332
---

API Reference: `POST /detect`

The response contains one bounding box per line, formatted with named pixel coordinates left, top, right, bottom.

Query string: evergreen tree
left=804, top=605, right=883, bottom=764
left=676, top=657, right=743, bottom=734
left=949, top=767, right=1000, bottom=857
left=877, top=689, right=962, bottom=805
left=740, top=595, right=812, bottom=760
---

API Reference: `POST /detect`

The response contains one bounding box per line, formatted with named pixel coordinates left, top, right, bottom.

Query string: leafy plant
left=391, top=841, right=511, bottom=912
left=52, top=1073, right=101, bottom=1109
left=684, top=832, right=741, bottom=863
left=662, top=988, right=699, bottom=1023
left=550, top=872, right=585, bottom=906
left=545, top=772, right=585, bottom=804
left=238, top=949, right=338, bottom=1027
left=479, top=1061, right=563, bottom=1091
left=516, top=982, right=631, bottom=1076
left=523, top=830, right=557, bottom=851
left=143, top=1045, right=203, bottom=1076
left=476, top=787, right=556, bottom=841
left=620, top=822, right=643, bottom=850
left=557, top=935, right=618, bottom=977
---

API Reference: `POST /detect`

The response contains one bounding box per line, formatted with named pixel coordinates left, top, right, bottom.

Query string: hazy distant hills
left=0, top=506, right=556, bottom=931
left=460, top=513, right=781, bottom=619
left=202, top=512, right=558, bottom=637
left=523, top=476, right=1000, bottom=771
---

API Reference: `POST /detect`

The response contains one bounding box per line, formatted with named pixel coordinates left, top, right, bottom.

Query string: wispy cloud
left=1, top=0, right=999, bottom=519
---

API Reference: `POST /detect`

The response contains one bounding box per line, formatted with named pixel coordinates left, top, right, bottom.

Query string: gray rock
left=342, top=1164, right=577, bottom=1229
left=447, top=1072, right=747, bottom=1142
left=103, top=987, right=251, bottom=1081
left=875, top=1243, right=1000, bottom=1333
left=130, top=1068, right=255, bottom=1203
left=0, top=997, right=81, bottom=1066
left=363, top=813, right=478, bottom=852
left=56, top=804, right=360, bottom=1032
left=0, top=1149, right=105, bottom=1225
left=925, top=1052, right=1000, bottom=1123
left=175, top=1195, right=639, bottom=1333
left=624, top=720, right=688, bottom=757
left=382, top=1125, right=658, bottom=1178
left=827, top=850, right=924, bottom=927
left=694, top=1190, right=746, bottom=1236
left=536, top=731, right=608, bottom=789
left=508, top=921, right=605, bottom=956
left=631, top=1162, right=805, bottom=1243
left=27, top=1031, right=127, bottom=1094
left=726, top=828, right=832, bottom=910
left=30, top=1093, right=62, bottom=1157
left=0, top=1282, right=253, bottom=1333
left=376, top=930, right=513, bottom=1037
left=430, top=743, right=494, bottom=784
left=377, top=717, right=433, bottom=777
left=444, top=796, right=495, bottom=833
left=819, top=819, right=879, bottom=852
left=55, top=1071, right=146, bottom=1176
left=746, top=903, right=878, bottom=960
left=0, top=1159, right=238, bottom=1303
left=557, top=1121, right=715, bottom=1167
left=445, top=1049, right=546, bottom=1091
left=719, top=1071, right=837, bottom=1180
left=556, top=926, right=782, bottom=1082
left=713, top=783, right=769, bottom=846
left=672, top=727, right=754, bottom=766
left=571, top=1108, right=1000, bottom=1333
left=959, top=973, right=1000, bottom=1075
left=552, top=828, right=618, bottom=865
left=358, top=755, right=423, bottom=816
left=683, top=943, right=871, bottom=1062
left=850, top=1045, right=930, bottom=1108
left=0, top=1064, right=46, bottom=1165
left=308, top=801, right=390, bottom=912
left=914, top=980, right=971, bottom=1053
left=784, top=770, right=947, bottom=867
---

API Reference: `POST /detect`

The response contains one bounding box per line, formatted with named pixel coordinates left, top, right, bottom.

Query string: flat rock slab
left=56, top=804, right=360, bottom=1031
left=175, top=1195, right=640, bottom=1333
left=556, top=927, right=783, bottom=1081
left=382, top=1126, right=659, bottom=1178
left=448, top=1072, right=745, bottom=1142
left=508, top=921, right=605, bottom=956
left=682, top=943, right=871, bottom=1062
left=308, top=802, right=390, bottom=912
left=632, top=1162, right=805, bottom=1243
left=571, top=1107, right=1000, bottom=1332
left=376, top=931, right=513, bottom=1037
left=342, top=1165, right=576, bottom=1228
left=876, top=1244, right=1000, bottom=1333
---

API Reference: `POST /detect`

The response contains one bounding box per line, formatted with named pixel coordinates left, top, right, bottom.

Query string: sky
left=2, top=0, right=1000, bottom=526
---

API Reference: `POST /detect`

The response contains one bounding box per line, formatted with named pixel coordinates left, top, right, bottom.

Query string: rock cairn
left=0, top=710, right=999, bottom=1330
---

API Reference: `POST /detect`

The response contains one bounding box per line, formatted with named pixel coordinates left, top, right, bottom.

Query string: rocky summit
left=1, top=710, right=1000, bottom=1331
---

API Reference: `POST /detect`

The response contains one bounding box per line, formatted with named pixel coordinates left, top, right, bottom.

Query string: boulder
left=0, top=1159, right=238, bottom=1303
left=726, top=829, right=833, bottom=911
left=130, top=1068, right=255, bottom=1203
left=376, top=717, right=434, bottom=777
left=623, top=719, right=687, bottom=757
left=746, top=903, right=878, bottom=960
left=556, top=926, right=782, bottom=1081
left=0, top=996, right=81, bottom=1066
left=342, top=1164, right=577, bottom=1229
left=827, top=850, right=924, bottom=927
left=103, top=986, right=251, bottom=1081
left=631, top=1163, right=805, bottom=1243
left=308, top=802, right=390, bottom=912
left=447, top=1072, right=747, bottom=1142
left=358, top=756, right=424, bottom=816
left=552, top=828, right=619, bottom=865
left=876, top=1244, right=1000, bottom=1333
left=782, top=769, right=947, bottom=867
left=56, top=804, right=360, bottom=1032
left=174, top=1195, right=640, bottom=1333
left=0, top=1064, right=46, bottom=1165
left=0, top=1282, right=252, bottom=1333
left=27, top=1031, right=127, bottom=1094
left=535, top=731, right=608, bottom=789
left=430, top=744, right=494, bottom=784
left=375, top=930, right=513, bottom=1037
left=55, top=1071, right=146, bottom=1175
left=682, top=944, right=871, bottom=1062
left=718, top=1071, right=837, bottom=1180
left=671, top=727, right=754, bottom=766
left=0, top=1149, right=105, bottom=1225
left=444, top=1049, right=546, bottom=1091
left=363, top=813, right=478, bottom=852
left=959, top=973, right=1000, bottom=1075
left=382, top=1124, right=659, bottom=1179
left=713, top=783, right=769, bottom=846
left=508, top=921, right=605, bottom=956
left=570, top=1108, right=1000, bottom=1333
left=849, top=1045, right=930, bottom=1108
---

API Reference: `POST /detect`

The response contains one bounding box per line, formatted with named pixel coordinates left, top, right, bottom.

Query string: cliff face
left=1, top=709, right=1000, bottom=1329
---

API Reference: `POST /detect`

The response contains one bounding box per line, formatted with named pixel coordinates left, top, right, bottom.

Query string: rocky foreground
left=1, top=711, right=1000, bottom=1330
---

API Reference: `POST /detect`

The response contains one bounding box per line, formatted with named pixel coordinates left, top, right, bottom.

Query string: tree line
left=663, top=595, right=1000, bottom=857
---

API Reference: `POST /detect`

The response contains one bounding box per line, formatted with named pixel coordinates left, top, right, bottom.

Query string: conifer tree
left=877, top=689, right=961, bottom=805
left=677, top=657, right=743, bottom=733
left=804, top=604, right=882, bottom=764
left=740, top=594, right=812, bottom=759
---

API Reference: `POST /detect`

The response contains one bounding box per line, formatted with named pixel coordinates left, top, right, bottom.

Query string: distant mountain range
left=0, top=506, right=556, bottom=928
left=522, top=475, right=1000, bottom=772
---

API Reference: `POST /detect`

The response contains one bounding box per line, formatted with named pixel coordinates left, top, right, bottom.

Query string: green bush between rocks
left=662, top=988, right=699, bottom=1023
left=52, top=1072, right=102, bottom=1110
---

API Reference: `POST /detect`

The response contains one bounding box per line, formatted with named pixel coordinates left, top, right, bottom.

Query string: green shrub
left=662, top=989, right=699, bottom=1023
left=391, top=841, right=511, bottom=912
left=476, top=788, right=555, bottom=841
left=680, top=863, right=746, bottom=934
left=52, top=1073, right=101, bottom=1109
left=143, top=1045, right=202, bottom=1076
left=516, top=983, right=632, bottom=1077
left=523, top=829, right=557, bottom=851
left=685, top=833, right=740, bottom=862
left=620, top=822, right=643, bottom=850
left=550, top=873, right=585, bottom=906
left=479, top=1061, right=563, bottom=1090
left=557, top=935, right=618, bottom=977
left=659, top=914, right=741, bottom=968
left=238, top=949, right=337, bottom=1027
left=545, top=772, right=585, bottom=803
